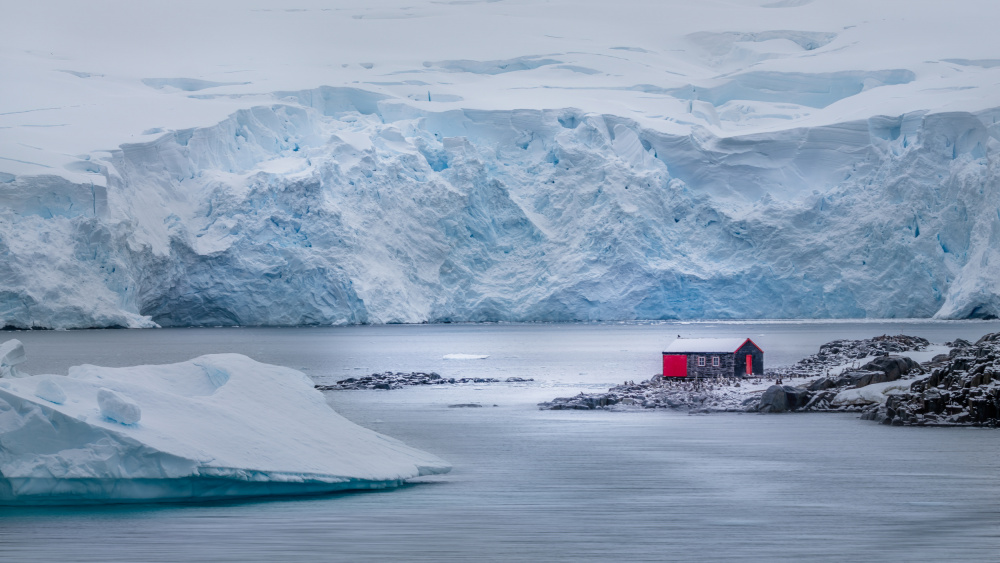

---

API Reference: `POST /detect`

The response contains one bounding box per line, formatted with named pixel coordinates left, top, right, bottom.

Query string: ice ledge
left=0, top=476, right=411, bottom=506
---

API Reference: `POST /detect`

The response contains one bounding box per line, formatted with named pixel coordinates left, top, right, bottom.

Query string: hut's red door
left=663, top=355, right=688, bottom=378
left=746, top=355, right=753, bottom=376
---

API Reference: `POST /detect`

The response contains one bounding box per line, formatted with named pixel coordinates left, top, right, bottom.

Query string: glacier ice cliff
left=2, top=88, right=1000, bottom=327
left=0, top=344, right=450, bottom=504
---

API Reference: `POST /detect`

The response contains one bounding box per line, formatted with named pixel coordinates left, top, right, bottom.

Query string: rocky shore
left=316, top=371, right=533, bottom=391
left=537, top=376, right=771, bottom=412
left=860, top=334, right=1000, bottom=426
left=539, top=334, right=1000, bottom=427
left=769, top=334, right=930, bottom=380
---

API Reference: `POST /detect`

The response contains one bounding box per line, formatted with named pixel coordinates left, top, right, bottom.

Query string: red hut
left=662, top=337, right=764, bottom=378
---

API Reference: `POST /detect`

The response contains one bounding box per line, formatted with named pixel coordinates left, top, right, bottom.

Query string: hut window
left=712, top=356, right=720, bottom=367
left=697, top=356, right=706, bottom=367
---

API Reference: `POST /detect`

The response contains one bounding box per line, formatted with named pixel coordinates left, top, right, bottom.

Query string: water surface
left=0, top=321, right=998, bottom=561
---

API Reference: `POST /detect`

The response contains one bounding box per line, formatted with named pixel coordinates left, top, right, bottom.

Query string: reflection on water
left=0, top=322, right=999, bottom=561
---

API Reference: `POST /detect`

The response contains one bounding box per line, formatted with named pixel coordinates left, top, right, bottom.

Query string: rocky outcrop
left=755, top=350, right=924, bottom=413
left=770, top=335, right=929, bottom=380
left=859, top=356, right=922, bottom=382
left=537, top=377, right=757, bottom=412
left=757, top=385, right=811, bottom=413
left=316, top=372, right=533, bottom=390
left=539, top=392, right=623, bottom=410
left=860, top=333, right=1000, bottom=427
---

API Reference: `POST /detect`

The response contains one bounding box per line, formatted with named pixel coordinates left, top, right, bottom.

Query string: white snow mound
left=96, top=388, right=141, bottom=425
left=443, top=354, right=490, bottom=360
left=831, top=379, right=921, bottom=407
left=0, top=351, right=450, bottom=505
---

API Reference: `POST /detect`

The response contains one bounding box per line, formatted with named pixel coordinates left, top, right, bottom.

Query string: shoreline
left=537, top=334, right=1000, bottom=428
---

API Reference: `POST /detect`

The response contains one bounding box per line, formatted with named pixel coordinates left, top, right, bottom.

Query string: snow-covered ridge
left=1, top=87, right=999, bottom=328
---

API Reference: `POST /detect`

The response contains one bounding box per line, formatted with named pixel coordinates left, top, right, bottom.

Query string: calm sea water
left=0, top=321, right=998, bottom=562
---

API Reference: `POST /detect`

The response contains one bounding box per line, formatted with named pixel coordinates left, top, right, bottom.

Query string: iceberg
left=0, top=343, right=450, bottom=505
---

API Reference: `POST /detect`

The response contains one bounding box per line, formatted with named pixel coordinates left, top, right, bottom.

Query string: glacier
left=2, top=94, right=999, bottom=327
left=0, top=340, right=450, bottom=505
left=2, top=0, right=1000, bottom=327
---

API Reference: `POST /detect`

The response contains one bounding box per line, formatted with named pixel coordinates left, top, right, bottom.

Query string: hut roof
left=663, top=338, right=760, bottom=353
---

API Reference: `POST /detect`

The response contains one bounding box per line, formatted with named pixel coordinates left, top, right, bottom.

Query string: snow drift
left=0, top=341, right=450, bottom=504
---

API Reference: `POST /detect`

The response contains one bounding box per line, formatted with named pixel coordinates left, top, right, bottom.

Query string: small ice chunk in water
left=97, top=388, right=141, bottom=424
left=0, top=339, right=26, bottom=378
left=443, top=354, right=490, bottom=360
left=34, top=378, right=66, bottom=404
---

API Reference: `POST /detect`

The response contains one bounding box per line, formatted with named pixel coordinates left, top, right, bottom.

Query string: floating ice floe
left=0, top=343, right=450, bottom=505
left=442, top=354, right=490, bottom=360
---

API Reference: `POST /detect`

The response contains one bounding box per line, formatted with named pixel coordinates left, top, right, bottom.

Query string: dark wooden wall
left=668, top=343, right=764, bottom=378
left=686, top=353, right=735, bottom=378
left=734, top=342, right=764, bottom=377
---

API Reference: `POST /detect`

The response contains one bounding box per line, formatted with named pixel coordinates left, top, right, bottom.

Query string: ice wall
left=1, top=89, right=999, bottom=327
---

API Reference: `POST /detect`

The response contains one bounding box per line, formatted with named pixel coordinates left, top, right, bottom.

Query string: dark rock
left=843, top=357, right=919, bottom=388
left=538, top=392, right=620, bottom=410
left=806, top=377, right=836, bottom=391
left=448, top=403, right=483, bottom=408
left=861, top=333, right=1000, bottom=427
left=319, top=371, right=531, bottom=390
left=784, top=386, right=811, bottom=410
left=921, top=389, right=946, bottom=414
left=758, top=385, right=812, bottom=413
left=835, top=370, right=881, bottom=388
left=758, top=386, right=789, bottom=413
left=860, top=356, right=922, bottom=380
left=975, top=333, right=1000, bottom=345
